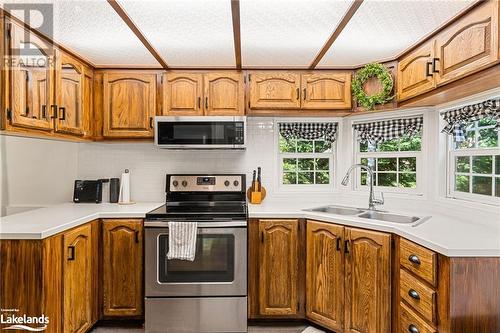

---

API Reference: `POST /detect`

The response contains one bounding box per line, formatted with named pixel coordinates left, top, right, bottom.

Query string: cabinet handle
left=41, top=105, right=47, bottom=119
left=425, top=61, right=433, bottom=77
left=50, top=105, right=58, bottom=119
left=408, top=289, right=420, bottom=300
left=296, top=88, right=300, bottom=100
left=135, top=231, right=140, bottom=243
left=336, top=237, right=341, bottom=251
left=198, top=97, right=201, bottom=109
left=149, top=117, right=153, bottom=129
left=344, top=240, right=350, bottom=254
left=68, top=245, right=75, bottom=261
left=260, top=231, right=264, bottom=244
left=303, top=88, right=306, bottom=100
left=408, top=254, right=421, bottom=265
left=24, top=106, right=30, bottom=117
left=432, top=58, right=439, bottom=73
left=408, top=324, right=419, bottom=333
left=58, top=107, right=66, bottom=120
left=205, top=97, right=208, bottom=109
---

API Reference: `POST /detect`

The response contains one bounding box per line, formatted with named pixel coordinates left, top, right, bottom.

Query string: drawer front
left=400, top=238, right=437, bottom=286
left=400, top=269, right=436, bottom=324
left=400, top=302, right=437, bottom=333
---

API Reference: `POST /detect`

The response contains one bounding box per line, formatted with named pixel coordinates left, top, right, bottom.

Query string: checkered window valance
left=441, top=99, right=500, bottom=142
left=353, top=117, right=423, bottom=144
left=278, top=122, right=338, bottom=145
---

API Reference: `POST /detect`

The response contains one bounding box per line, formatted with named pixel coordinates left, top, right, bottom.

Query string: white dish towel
left=167, top=221, right=198, bottom=261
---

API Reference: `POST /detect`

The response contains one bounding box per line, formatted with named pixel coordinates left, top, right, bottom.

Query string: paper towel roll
left=119, top=169, right=131, bottom=204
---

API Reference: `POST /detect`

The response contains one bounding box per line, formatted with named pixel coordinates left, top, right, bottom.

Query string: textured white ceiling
left=240, top=0, right=354, bottom=67
left=119, top=0, right=235, bottom=67
left=1, top=0, right=159, bottom=66
left=318, top=0, right=475, bottom=67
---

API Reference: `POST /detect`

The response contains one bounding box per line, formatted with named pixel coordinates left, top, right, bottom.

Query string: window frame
left=275, top=118, right=339, bottom=193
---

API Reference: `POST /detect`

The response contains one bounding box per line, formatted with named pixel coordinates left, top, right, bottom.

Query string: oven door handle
left=144, top=220, right=247, bottom=228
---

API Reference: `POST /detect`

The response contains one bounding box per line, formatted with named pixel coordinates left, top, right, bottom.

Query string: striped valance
left=353, top=116, right=423, bottom=144
left=278, top=122, right=338, bottom=145
left=441, top=99, right=500, bottom=142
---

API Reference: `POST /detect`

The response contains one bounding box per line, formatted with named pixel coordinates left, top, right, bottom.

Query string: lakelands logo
left=0, top=309, right=49, bottom=331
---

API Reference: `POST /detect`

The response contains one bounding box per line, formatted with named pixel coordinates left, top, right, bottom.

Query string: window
left=278, top=136, right=333, bottom=187
left=448, top=118, right=500, bottom=202
left=356, top=132, right=422, bottom=191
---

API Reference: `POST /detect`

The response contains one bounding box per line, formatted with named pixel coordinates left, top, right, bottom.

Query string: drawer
left=400, top=269, right=436, bottom=324
left=400, top=238, right=437, bottom=286
left=400, top=302, right=437, bottom=333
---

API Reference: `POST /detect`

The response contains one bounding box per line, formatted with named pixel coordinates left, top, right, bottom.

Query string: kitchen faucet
left=341, top=164, right=384, bottom=210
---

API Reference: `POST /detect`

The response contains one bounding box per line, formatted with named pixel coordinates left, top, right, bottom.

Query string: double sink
left=304, top=205, right=428, bottom=226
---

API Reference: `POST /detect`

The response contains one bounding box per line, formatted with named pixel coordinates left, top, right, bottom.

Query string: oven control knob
left=224, top=180, right=230, bottom=187
left=172, top=180, right=179, bottom=187
left=181, top=180, right=188, bottom=187
left=233, top=180, right=239, bottom=187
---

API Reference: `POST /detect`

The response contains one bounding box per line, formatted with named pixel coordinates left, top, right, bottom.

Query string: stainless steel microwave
left=154, top=116, right=246, bottom=150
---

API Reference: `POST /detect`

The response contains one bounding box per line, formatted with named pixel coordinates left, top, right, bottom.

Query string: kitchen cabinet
left=162, top=72, right=244, bottom=116
left=102, top=72, right=157, bottom=138
left=102, top=219, right=143, bottom=317
left=306, top=220, right=344, bottom=332
left=301, top=73, right=351, bottom=109
left=397, top=40, right=437, bottom=101
left=55, top=51, right=84, bottom=135
left=6, top=21, right=54, bottom=131
left=249, top=72, right=301, bottom=109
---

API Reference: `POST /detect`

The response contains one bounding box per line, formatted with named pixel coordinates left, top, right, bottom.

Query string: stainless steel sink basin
left=305, top=205, right=365, bottom=216
left=358, top=210, right=420, bottom=224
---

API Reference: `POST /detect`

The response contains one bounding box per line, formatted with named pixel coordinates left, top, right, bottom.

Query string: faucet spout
left=341, top=164, right=384, bottom=210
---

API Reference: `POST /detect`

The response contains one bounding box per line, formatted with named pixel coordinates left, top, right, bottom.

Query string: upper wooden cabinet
left=435, top=0, right=499, bottom=85
left=162, top=72, right=244, bottom=116
left=102, top=72, right=157, bottom=138
left=306, top=221, right=345, bottom=332
left=249, top=72, right=301, bottom=109
left=7, top=22, right=54, bottom=131
left=55, top=51, right=84, bottom=135
left=258, top=219, right=300, bottom=316
left=397, top=40, right=437, bottom=101
left=102, top=219, right=143, bottom=317
left=301, top=73, right=351, bottom=109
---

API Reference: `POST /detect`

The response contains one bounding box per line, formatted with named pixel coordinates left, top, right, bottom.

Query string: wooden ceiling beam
left=231, top=0, right=242, bottom=70
left=107, top=0, right=169, bottom=69
left=308, top=0, right=364, bottom=70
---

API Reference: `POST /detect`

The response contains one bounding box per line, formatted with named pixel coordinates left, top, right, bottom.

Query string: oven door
left=155, top=116, right=246, bottom=149
left=145, top=226, right=247, bottom=297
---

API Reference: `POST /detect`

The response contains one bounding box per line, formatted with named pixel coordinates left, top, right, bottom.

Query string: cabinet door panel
left=103, top=73, right=156, bottom=138
left=163, top=73, right=203, bottom=116
left=8, top=23, right=53, bottom=130
left=397, top=40, right=436, bottom=101
left=259, top=219, right=299, bottom=316
left=435, top=1, right=498, bottom=85
left=204, top=73, right=244, bottom=115
left=344, top=228, right=391, bottom=333
left=249, top=73, right=301, bottom=109
left=103, top=219, right=143, bottom=317
left=301, top=73, right=351, bottom=109
left=306, top=220, right=344, bottom=332
left=63, top=224, right=93, bottom=333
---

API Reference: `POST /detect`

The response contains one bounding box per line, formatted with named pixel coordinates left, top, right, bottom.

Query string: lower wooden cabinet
left=102, top=219, right=143, bottom=317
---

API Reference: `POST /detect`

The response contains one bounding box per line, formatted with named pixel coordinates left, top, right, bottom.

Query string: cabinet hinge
left=6, top=108, right=12, bottom=120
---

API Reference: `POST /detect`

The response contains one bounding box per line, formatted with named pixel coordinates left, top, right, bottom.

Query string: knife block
left=247, top=186, right=267, bottom=204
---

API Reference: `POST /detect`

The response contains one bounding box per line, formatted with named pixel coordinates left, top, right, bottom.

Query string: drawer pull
left=408, top=324, right=419, bottom=333
left=408, top=254, right=421, bottom=265
left=408, top=288, right=420, bottom=300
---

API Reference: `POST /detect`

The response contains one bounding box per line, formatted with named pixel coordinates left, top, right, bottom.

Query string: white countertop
left=0, top=202, right=163, bottom=240
left=248, top=200, right=500, bottom=257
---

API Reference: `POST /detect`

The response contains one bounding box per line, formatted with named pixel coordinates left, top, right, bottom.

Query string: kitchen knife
left=257, top=167, right=262, bottom=192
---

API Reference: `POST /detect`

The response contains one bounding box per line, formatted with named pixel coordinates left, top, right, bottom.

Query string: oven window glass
left=158, top=234, right=235, bottom=283
left=157, top=122, right=244, bottom=145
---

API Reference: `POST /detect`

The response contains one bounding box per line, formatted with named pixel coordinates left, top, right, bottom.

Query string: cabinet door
left=55, top=51, right=84, bottom=135
left=204, top=73, right=244, bottom=115
left=103, top=72, right=156, bottom=138
left=63, top=223, right=93, bottom=333
left=397, top=40, right=436, bottom=101
left=259, top=219, right=299, bottom=316
left=249, top=72, right=301, bottom=109
left=8, top=22, right=54, bottom=130
left=163, top=73, right=203, bottom=116
left=435, top=1, right=498, bottom=85
left=301, top=73, right=351, bottom=109
left=306, top=220, right=344, bottom=332
left=103, top=219, right=143, bottom=317
left=344, top=227, right=391, bottom=333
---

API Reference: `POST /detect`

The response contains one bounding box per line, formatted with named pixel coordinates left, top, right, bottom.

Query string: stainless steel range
left=144, top=174, right=248, bottom=333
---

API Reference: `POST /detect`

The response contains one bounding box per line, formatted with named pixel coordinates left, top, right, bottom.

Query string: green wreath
left=352, top=63, right=394, bottom=110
